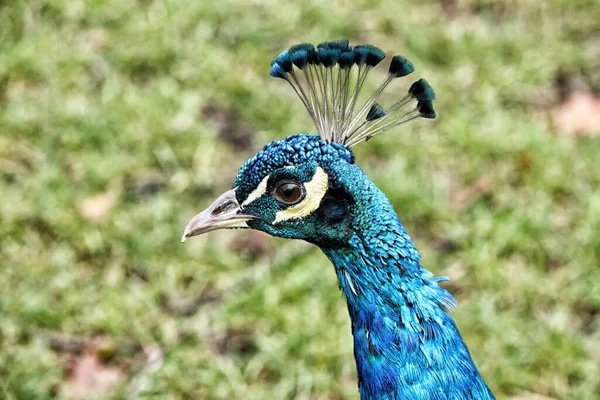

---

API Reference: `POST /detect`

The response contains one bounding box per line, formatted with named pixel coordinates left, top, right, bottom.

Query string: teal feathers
left=389, top=55, right=415, bottom=77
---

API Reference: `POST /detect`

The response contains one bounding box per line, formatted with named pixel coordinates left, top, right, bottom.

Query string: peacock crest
left=269, top=40, right=436, bottom=147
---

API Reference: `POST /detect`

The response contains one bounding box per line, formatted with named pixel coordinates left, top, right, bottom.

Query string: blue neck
left=320, top=164, right=494, bottom=399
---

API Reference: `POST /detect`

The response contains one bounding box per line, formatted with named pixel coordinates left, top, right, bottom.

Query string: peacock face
left=183, top=40, right=436, bottom=249
left=182, top=134, right=357, bottom=247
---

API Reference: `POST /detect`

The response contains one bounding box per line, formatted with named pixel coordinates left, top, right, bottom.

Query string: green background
left=1, top=0, right=599, bottom=399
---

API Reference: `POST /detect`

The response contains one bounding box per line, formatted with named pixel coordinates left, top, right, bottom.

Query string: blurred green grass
left=1, top=0, right=600, bottom=399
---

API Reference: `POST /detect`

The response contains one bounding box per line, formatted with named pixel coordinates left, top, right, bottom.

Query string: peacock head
left=182, top=134, right=358, bottom=247
left=182, top=41, right=436, bottom=248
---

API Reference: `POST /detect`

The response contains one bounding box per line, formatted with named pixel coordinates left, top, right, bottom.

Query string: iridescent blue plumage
left=230, top=134, right=494, bottom=398
left=320, top=156, right=493, bottom=399
left=183, top=41, right=494, bottom=399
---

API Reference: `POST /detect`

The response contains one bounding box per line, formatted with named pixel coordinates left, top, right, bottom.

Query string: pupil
left=276, top=183, right=302, bottom=204
left=283, top=186, right=295, bottom=198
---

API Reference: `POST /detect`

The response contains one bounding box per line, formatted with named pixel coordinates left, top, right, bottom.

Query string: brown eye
left=274, top=182, right=305, bottom=205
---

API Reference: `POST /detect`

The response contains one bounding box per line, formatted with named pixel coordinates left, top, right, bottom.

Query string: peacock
left=182, top=40, right=495, bottom=399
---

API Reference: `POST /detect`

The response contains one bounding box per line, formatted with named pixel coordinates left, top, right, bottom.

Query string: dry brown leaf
left=449, top=177, right=494, bottom=209
left=60, top=351, right=123, bottom=400
left=78, top=192, right=117, bottom=223
left=553, top=91, right=600, bottom=136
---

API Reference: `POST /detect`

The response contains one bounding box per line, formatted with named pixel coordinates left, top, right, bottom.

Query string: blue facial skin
left=233, top=134, right=494, bottom=399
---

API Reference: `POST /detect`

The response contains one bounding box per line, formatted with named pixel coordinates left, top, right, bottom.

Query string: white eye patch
left=240, top=166, right=329, bottom=224
left=241, top=175, right=269, bottom=208
left=273, top=166, right=328, bottom=224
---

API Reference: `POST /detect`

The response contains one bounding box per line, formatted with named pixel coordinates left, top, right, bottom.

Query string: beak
left=181, top=188, right=254, bottom=242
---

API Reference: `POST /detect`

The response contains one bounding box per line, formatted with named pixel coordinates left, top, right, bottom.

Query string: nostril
left=212, top=200, right=238, bottom=216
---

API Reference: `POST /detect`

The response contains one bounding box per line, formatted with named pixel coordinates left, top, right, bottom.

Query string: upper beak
left=181, top=188, right=255, bottom=242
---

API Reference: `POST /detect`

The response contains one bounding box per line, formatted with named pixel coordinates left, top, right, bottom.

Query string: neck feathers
left=321, top=167, right=494, bottom=399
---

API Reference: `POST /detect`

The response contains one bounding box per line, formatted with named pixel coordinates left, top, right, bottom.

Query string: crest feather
left=269, top=41, right=436, bottom=147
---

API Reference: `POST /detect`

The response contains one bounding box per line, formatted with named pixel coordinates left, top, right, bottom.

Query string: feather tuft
left=307, top=48, right=320, bottom=65
left=389, top=55, right=415, bottom=78
left=272, top=50, right=293, bottom=72
left=289, top=43, right=315, bottom=53
left=338, top=50, right=356, bottom=69
left=366, top=103, right=386, bottom=121
left=417, top=101, right=436, bottom=119
left=409, top=79, right=436, bottom=101
left=317, top=47, right=341, bottom=67
left=290, top=50, right=309, bottom=69
left=270, top=63, right=287, bottom=79
left=354, top=45, right=385, bottom=67
left=317, top=40, right=350, bottom=50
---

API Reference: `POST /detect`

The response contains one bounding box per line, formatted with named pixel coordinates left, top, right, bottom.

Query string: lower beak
left=181, top=188, right=254, bottom=242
